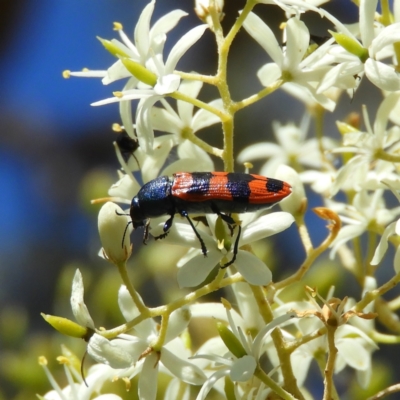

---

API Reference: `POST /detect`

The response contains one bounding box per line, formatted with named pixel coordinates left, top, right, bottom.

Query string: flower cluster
left=42, top=0, right=400, bottom=399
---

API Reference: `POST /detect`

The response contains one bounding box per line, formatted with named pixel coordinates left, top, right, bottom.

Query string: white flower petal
left=136, top=95, right=163, bottom=154
left=177, top=80, right=203, bottom=125
left=237, top=143, right=282, bottom=163
left=150, top=10, right=188, bottom=40
left=330, top=223, right=367, bottom=259
left=102, top=59, right=131, bottom=85
left=374, top=92, right=400, bottom=142
left=230, top=356, right=256, bottom=382
left=141, top=135, right=175, bottom=182
left=71, top=270, right=95, bottom=329
left=134, top=0, right=155, bottom=60
left=154, top=74, right=181, bottom=95
left=87, top=334, right=134, bottom=368
left=108, top=174, right=141, bottom=199
left=275, top=165, right=305, bottom=216
left=161, top=348, right=206, bottom=384
left=257, top=63, right=282, bottom=87
left=195, top=369, right=229, bottom=400
left=164, top=378, right=190, bottom=400
left=370, top=22, right=400, bottom=58
left=241, top=212, right=295, bottom=245
left=359, top=0, right=378, bottom=48
left=117, top=286, right=156, bottom=339
left=190, top=303, right=244, bottom=326
left=119, top=77, right=139, bottom=139
left=242, top=12, right=283, bottom=66
left=235, top=251, right=272, bottom=286
left=371, top=221, right=397, bottom=265
left=164, top=307, right=191, bottom=343
left=336, top=338, right=370, bottom=371
left=177, top=251, right=222, bottom=288
left=365, top=59, right=400, bottom=92
left=150, top=107, right=182, bottom=134
left=284, top=18, right=309, bottom=71
left=139, top=353, right=159, bottom=400
left=165, top=25, right=208, bottom=73
left=191, top=99, right=223, bottom=132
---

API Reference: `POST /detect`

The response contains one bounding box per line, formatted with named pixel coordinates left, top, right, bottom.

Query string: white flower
left=193, top=307, right=297, bottom=400
left=243, top=13, right=336, bottom=110
left=153, top=210, right=294, bottom=287
left=39, top=353, right=123, bottom=400
left=87, top=286, right=206, bottom=400
left=330, top=93, right=400, bottom=195
left=92, top=21, right=208, bottom=153
left=371, top=213, right=400, bottom=273
left=137, top=79, right=219, bottom=173
left=329, top=189, right=400, bottom=259
left=237, top=114, right=336, bottom=176
left=318, top=0, right=400, bottom=93
left=69, top=1, right=208, bottom=153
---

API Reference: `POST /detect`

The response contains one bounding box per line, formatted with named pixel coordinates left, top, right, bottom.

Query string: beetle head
left=130, top=197, right=147, bottom=228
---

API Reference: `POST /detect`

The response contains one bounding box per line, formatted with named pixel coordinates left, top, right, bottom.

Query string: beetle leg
left=181, top=210, right=208, bottom=256
left=154, top=214, right=174, bottom=240
left=143, top=220, right=151, bottom=244
left=221, top=224, right=242, bottom=268
left=210, top=203, right=235, bottom=227
left=210, top=204, right=241, bottom=268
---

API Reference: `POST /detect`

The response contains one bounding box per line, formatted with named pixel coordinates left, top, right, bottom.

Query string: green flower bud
left=121, top=58, right=157, bottom=86
left=41, top=313, right=88, bottom=338
left=330, top=31, right=369, bottom=63
left=336, top=121, right=360, bottom=135
left=97, top=37, right=129, bottom=58
left=216, top=322, right=247, bottom=359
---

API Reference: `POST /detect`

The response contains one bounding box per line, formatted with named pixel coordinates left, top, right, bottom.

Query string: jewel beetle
left=129, top=172, right=292, bottom=268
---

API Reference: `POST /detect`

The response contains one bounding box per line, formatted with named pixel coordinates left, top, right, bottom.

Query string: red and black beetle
left=128, top=172, right=291, bottom=268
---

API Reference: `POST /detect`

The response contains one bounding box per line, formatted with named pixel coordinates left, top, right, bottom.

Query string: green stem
left=375, top=148, right=400, bottom=162
left=175, top=70, right=217, bottom=85
left=355, top=271, right=400, bottom=311
left=170, top=91, right=228, bottom=120
left=254, top=367, right=297, bottom=400
left=233, top=79, right=284, bottom=111
left=116, top=261, right=147, bottom=314
left=323, top=326, right=339, bottom=400
left=271, top=328, right=306, bottom=400
left=101, top=271, right=244, bottom=339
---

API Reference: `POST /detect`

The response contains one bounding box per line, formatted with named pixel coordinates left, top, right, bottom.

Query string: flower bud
left=164, top=307, right=192, bottom=344
left=329, top=31, right=368, bottom=63
left=97, top=37, right=129, bottom=58
left=216, top=322, right=247, bottom=359
left=98, top=202, right=132, bottom=264
left=121, top=58, right=157, bottom=86
left=195, top=0, right=224, bottom=28
left=275, top=165, right=307, bottom=217
left=41, top=314, right=88, bottom=339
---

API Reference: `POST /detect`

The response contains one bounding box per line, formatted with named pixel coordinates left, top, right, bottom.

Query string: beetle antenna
left=115, top=210, right=132, bottom=248
left=121, top=221, right=132, bottom=248
left=81, top=350, right=89, bottom=387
